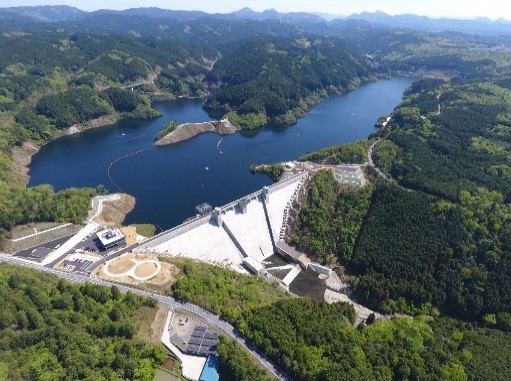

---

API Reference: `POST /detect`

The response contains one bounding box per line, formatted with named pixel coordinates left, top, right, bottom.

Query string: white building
left=335, top=165, right=366, bottom=187
left=96, top=228, right=126, bottom=251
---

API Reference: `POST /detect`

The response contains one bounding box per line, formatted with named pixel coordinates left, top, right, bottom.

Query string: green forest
left=290, top=170, right=373, bottom=264
left=0, top=31, right=216, bottom=247
left=299, top=140, right=372, bottom=164
left=205, top=37, right=373, bottom=128
left=2, top=8, right=511, bottom=381
left=171, top=259, right=511, bottom=381
left=217, top=338, right=277, bottom=381
left=0, top=263, right=165, bottom=381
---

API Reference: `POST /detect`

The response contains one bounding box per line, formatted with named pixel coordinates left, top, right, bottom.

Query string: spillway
left=135, top=173, right=308, bottom=270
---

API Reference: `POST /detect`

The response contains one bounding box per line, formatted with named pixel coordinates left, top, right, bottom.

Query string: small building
left=335, top=165, right=366, bottom=187
left=242, top=257, right=265, bottom=275
left=96, top=228, right=126, bottom=251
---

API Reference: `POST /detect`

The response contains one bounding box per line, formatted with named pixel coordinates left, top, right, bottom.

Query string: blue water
left=28, top=78, right=413, bottom=229
left=199, top=355, right=220, bottom=381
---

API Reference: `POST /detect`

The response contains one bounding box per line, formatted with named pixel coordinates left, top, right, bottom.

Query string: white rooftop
left=97, top=228, right=125, bottom=246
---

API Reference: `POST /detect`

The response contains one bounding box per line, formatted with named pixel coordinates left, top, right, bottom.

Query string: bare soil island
left=154, top=119, right=238, bottom=146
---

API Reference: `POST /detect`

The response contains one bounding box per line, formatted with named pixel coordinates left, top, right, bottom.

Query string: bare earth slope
left=155, top=119, right=238, bottom=146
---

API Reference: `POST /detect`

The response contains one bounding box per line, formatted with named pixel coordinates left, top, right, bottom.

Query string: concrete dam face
left=135, top=173, right=308, bottom=271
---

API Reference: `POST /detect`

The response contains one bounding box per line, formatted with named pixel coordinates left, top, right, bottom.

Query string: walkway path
left=10, top=223, right=72, bottom=242
left=102, top=255, right=161, bottom=281
left=88, top=194, right=121, bottom=223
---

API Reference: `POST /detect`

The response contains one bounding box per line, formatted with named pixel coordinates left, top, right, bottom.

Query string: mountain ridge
left=1, top=5, right=510, bottom=36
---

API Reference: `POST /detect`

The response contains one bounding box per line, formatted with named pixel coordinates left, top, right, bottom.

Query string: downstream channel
left=29, top=77, right=413, bottom=229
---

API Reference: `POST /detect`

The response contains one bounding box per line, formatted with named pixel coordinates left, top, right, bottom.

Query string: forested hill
left=0, top=31, right=217, bottom=246
left=290, top=31, right=511, bottom=326
left=2, top=5, right=510, bottom=36
left=204, top=37, right=373, bottom=128
left=0, top=263, right=165, bottom=380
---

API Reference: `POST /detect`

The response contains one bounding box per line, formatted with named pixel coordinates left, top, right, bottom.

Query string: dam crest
left=135, top=172, right=310, bottom=271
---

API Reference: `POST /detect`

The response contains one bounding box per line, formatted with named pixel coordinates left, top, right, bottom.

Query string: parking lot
left=14, top=235, right=75, bottom=262
left=77, top=232, right=101, bottom=254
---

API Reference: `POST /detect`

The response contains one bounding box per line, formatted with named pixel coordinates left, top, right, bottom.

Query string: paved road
left=0, top=255, right=291, bottom=381
left=84, top=243, right=138, bottom=274
left=367, top=139, right=389, bottom=180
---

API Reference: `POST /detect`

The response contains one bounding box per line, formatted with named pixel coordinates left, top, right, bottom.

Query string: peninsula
left=154, top=119, right=239, bottom=146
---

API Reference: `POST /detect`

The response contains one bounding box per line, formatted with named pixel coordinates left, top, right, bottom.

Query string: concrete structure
left=161, top=311, right=207, bottom=381
left=221, top=196, right=274, bottom=262
left=41, top=222, right=98, bottom=266
left=275, top=240, right=311, bottom=269
left=281, top=264, right=302, bottom=287
left=243, top=257, right=265, bottom=274
left=96, top=228, right=126, bottom=251
left=335, top=165, right=366, bottom=187
left=285, top=162, right=296, bottom=170
left=308, top=262, right=332, bottom=276
left=136, top=173, right=308, bottom=270
left=140, top=220, right=244, bottom=268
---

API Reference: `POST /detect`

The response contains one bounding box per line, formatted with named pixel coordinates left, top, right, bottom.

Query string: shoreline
left=13, top=114, right=122, bottom=187
left=154, top=119, right=239, bottom=146
left=18, top=76, right=414, bottom=188
left=13, top=110, right=161, bottom=187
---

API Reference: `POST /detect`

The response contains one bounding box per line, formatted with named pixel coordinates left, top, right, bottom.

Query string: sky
left=2, top=0, right=511, bottom=20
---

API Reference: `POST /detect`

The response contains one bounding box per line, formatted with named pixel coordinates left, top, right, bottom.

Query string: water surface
left=29, top=78, right=413, bottom=229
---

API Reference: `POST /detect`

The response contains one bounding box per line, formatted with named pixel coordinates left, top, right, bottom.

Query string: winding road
left=0, top=255, right=291, bottom=381
left=367, top=139, right=389, bottom=180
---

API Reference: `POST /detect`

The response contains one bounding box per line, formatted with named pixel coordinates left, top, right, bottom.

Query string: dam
left=135, top=172, right=309, bottom=271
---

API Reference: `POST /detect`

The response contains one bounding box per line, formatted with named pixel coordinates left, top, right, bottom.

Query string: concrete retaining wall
left=308, top=262, right=332, bottom=276
left=136, top=214, right=211, bottom=250
left=268, top=172, right=308, bottom=194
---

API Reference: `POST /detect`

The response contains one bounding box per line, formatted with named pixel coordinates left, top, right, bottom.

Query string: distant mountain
left=2, top=5, right=511, bottom=38
left=93, top=7, right=209, bottom=21
left=349, top=11, right=511, bottom=35
left=312, top=12, right=346, bottom=21
left=0, top=5, right=86, bottom=22
left=0, top=6, right=325, bottom=24
left=229, top=7, right=324, bottom=23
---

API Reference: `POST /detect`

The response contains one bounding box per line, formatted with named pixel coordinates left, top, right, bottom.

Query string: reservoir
left=29, top=77, right=413, bottom=229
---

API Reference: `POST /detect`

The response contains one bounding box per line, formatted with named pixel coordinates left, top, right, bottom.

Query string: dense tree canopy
left=0, top=263, right=165, bottom=381
left=0, top=31, right=216, bottom=246
left=170, top=259, right=511, bottom=381
left=205, top=37, right=372, bottom=128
